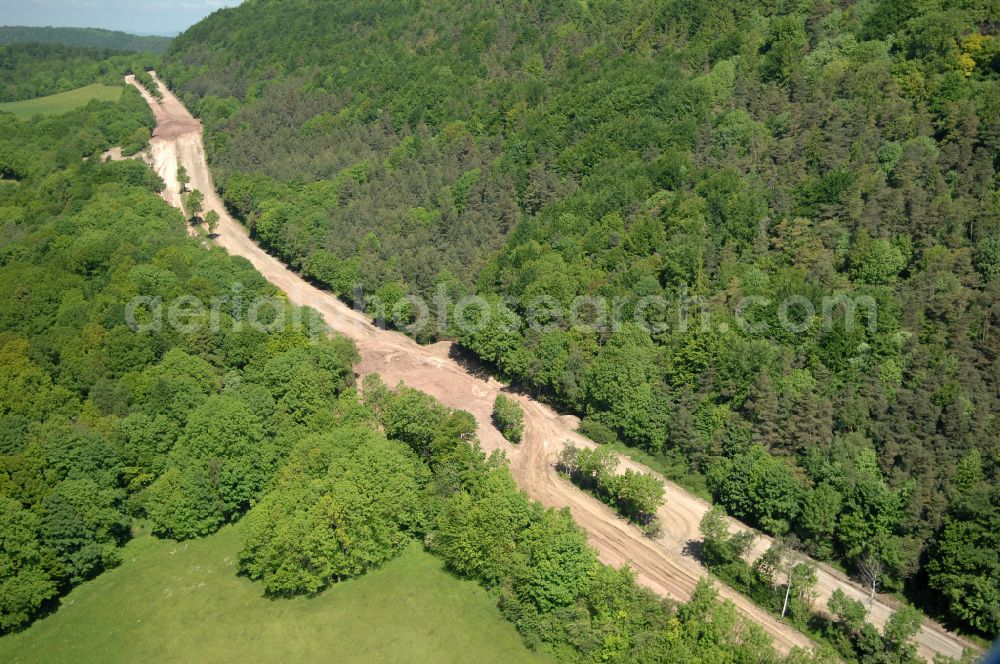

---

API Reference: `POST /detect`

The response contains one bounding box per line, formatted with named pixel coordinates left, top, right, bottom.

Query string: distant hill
left=0, top=43, right=145, bottom=103
left=0, top=26, right=171, bottom=53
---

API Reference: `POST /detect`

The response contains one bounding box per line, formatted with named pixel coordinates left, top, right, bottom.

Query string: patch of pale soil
left=100, top=146, right=123, bottom=161
left=130, top=71, right=979, bottom=661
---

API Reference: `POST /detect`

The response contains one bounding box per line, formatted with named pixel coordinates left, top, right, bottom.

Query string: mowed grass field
left=0, top=526, right=549, bottom=664
left=0, top=84, right=123, bottom=119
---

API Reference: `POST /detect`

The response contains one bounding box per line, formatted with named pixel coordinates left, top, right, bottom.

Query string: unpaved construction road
left=127, top=72, right=979, bottom=661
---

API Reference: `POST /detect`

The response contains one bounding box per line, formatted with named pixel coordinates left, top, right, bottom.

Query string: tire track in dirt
left=126, top=72, right=978, bottom=661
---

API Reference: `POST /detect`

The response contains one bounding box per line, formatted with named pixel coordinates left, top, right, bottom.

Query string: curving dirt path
left=127, top=72, right=978, bottom=661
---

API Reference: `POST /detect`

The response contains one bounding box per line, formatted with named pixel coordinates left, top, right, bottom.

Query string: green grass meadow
left=0, top=84, right=123, bottom=119
left=0, top=526, right=549, bottom=664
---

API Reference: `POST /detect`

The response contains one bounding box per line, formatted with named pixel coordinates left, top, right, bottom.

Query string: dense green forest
left=0, top=84, right=152, bottom=176
left=0, top=104, right=829, bottom=664
left=162, top=0, right=1000, bottom=636
left=239, top=375, right=818, bottom=663
left=0, top=86, right=341, bottom=628
left=0, top=43, right=159, bottom=103
left=0, top=26, right=171, bottom=54
left=0, top=54, right=848, bottom=664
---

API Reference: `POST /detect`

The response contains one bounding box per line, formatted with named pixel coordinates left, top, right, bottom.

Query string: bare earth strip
left=126, top=72, right=978, bottom=662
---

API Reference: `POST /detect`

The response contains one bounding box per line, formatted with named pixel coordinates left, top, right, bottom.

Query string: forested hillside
left=0, top=43, right=157, bottom=103
left=0, top=79, right=152, bottom=174
left=0, top=148, right=793, bottom=662
left=0, top=26, right=171, bottom=54
left=0, top=56, right=836, bottom=664
left=163, top=0, right=1000, bottom=636
left=0, top=87, right=358, bottom=628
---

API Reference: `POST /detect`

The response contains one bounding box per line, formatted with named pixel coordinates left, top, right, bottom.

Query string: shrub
left=559, top=442, right=664, bottom=533
left=577, top=418, right=619, bottom=445
left=492, top=394, right=524, bottom=443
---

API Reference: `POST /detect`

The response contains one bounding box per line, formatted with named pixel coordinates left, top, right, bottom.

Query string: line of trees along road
left=699, top=507, right=934, bottom=663
left=557, top=443, right=665, bottom=535
left=245, top=373, right=828, bottom=663
left=162, top=0, right=1000, bottom=635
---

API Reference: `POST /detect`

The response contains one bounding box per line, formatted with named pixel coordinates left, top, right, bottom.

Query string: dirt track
left=127, top=72, right=978, bottom=661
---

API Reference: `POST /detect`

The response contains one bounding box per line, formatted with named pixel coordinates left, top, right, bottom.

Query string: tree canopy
left=162, top=0, right=1000, bottom=633
left=0, top=85, right=352, bottom=629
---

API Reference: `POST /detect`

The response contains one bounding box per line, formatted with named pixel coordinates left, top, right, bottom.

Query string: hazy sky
left=2, top=0, right=245, bottom=36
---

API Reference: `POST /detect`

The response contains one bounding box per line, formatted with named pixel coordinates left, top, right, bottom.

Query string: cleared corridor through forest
left=126, top=71, right=977, bottom=662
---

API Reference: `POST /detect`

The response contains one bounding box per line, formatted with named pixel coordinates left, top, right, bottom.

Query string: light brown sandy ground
left=124, top=72, right=980, bottom=661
